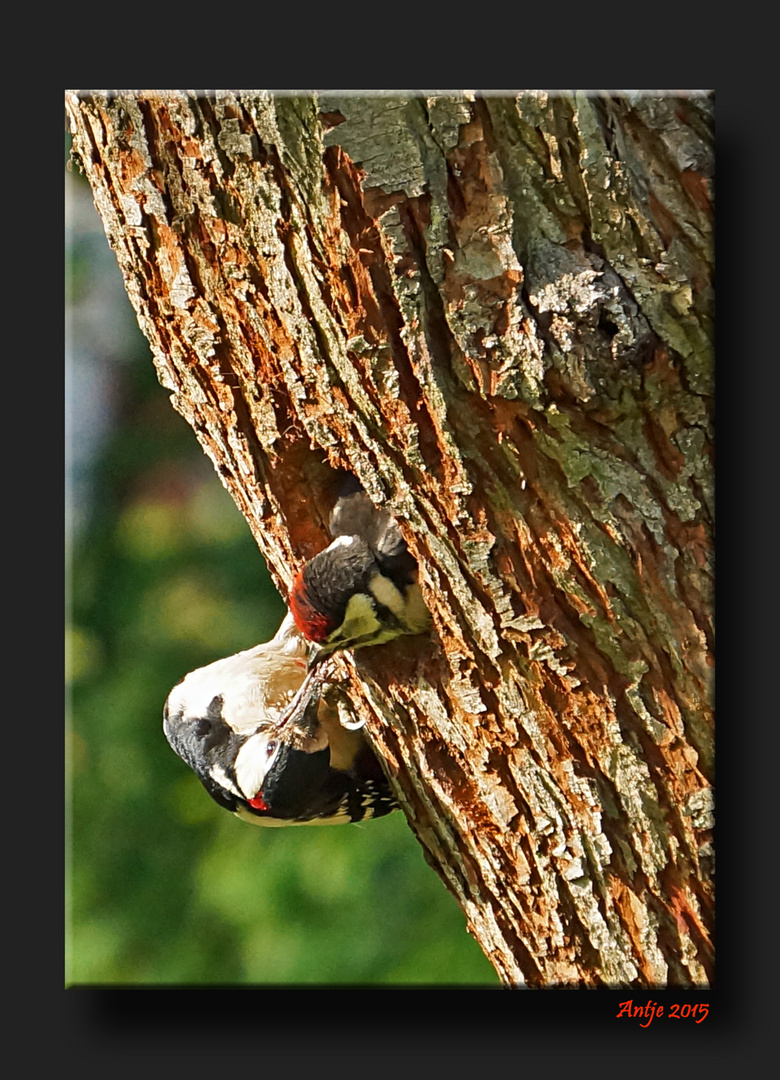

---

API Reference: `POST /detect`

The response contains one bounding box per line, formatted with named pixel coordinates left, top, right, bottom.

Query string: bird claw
left=339, top=713, right=367, bottom=731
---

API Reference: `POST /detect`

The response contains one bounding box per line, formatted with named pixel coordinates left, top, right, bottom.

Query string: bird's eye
left=266, top=740, right=278, bottom=756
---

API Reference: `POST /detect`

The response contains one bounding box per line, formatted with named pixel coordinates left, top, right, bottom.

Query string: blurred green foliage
left=65, top=164, right=497, bottom=986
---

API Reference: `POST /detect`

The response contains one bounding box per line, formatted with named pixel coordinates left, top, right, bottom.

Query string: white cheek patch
left=233, top=735, right=280, bottom=800
left=368, top=573, right=405, bottom=618
left=208, top=764, right=242, bottom=800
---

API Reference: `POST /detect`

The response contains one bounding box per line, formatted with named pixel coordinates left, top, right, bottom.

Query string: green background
left=65, top=152, right=497, bottom=986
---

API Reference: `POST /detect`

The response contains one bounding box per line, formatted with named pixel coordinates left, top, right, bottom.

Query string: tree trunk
left=65, top=90, right=714, bottom=988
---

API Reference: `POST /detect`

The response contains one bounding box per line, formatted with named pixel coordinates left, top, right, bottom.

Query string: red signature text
left=616, top=999, right=709, bottom=1027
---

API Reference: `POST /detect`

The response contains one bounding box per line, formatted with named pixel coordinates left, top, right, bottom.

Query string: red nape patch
left=289, top=570, right=333, bottom=643
left=248, top=794, right=270, bottom=811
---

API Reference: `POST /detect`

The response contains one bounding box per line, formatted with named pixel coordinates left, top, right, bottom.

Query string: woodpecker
left=163, top=613, right=397, bottom=826
left=289, top=479, right=430, bottom=662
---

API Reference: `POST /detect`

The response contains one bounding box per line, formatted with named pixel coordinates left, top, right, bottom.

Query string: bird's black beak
left=277, top=659, right=332, bottom=737
left=306, top=646, right=331, bottom=673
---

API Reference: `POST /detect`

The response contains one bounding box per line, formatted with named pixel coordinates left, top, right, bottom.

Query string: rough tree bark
left=65, top=90, right=714, bottom=989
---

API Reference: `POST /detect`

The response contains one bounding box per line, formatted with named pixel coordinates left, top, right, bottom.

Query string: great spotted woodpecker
left=163, top=613, right=397, bottom=826
left=289, top=480, right=430, bottom=662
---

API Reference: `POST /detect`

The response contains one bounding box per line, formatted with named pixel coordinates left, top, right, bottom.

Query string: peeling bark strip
left=66, top=91, right=713, bottom=988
